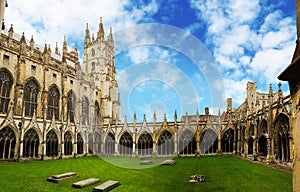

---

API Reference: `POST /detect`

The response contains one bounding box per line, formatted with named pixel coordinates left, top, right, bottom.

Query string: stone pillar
left=196, top=133, right=200, bottom=154
left=19, top=127, right=24, bottom=158
left=153, top=142, right=157, bottom=156
left=174, top=129, right=178, bottom=155
left=132, top=134, right=136, bottom=157
left=266, top=138, right=272, bottom=163
left=233, top=128, right=237, bottom=154
left=114, top=141, right=118, bottom=156
left=218, top=130, right=221, bottom=154
left=0, top=0, right=6, bottom=29
left=237, top=127, right=240, bottom=155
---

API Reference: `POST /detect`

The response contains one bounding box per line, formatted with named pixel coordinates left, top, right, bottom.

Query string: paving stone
left=72, top=178, right=100, bottom=188
left=140, top=160, right=153, bottom=165
left=160, top=159, right=176, bottom=165
left=93, top=180, right=120, bottom=192
left=47, top=172, right=77, bottom=183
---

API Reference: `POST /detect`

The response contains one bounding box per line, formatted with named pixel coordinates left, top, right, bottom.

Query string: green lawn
left=0, top=156, right=292, bottom=192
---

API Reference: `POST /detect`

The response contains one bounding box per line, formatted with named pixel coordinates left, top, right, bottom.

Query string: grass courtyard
left=0, top=155, right=292, bottom=192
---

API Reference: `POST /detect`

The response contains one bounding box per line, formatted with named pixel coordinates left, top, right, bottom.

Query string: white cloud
left=5, top=0, right=159, bottom=50
left=189, top=0, right=296, bottom=108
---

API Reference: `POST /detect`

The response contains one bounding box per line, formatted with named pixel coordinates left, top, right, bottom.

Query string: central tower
left=83, top=17, right=121, bottom=125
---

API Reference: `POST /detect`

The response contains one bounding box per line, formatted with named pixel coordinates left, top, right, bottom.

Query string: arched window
left=179, top=130, right=196, bottom=155
left=64, top=132, right=72, bottom=156
left=0, top=127, right=16, bottom=159
left=23, top=79, right=39, bottom=117
left=158, top=131, right=174, bottom=155
left=200, top=128, right=218, bottom=154
left=138, top=133, right=153, bottom=156
left=47, top=86, right=60, bottom=120
left=91, top=49, right=95, bottom=56
left=0, top=69, right=13, bottom=113
left=91, top=62, right=95, bottom=71
left=23, top=129, right=39, bottom=158
left=105, top=133, right=115, bottom=155
left=77, top=133, right=84, bottom=155
left=82, top=96, right=89, bottom=125
left=67, top=90, right=76, bottom=123
left=221, top=129, right=234, bottom=153
left=46, top=130, right=58, bottom=157
left=119, top=132, right=133, bottom=155
left=94, top=101, right=100, bottom=126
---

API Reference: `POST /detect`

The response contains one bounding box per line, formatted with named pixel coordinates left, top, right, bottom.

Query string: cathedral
left=0, top=0, right=295, bottom=175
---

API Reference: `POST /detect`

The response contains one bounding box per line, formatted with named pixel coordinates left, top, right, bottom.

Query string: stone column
left=114, top=141, right=118, bottom=156
left=132, top=134, right=136, bottom=157
left=266, top=137, right=271, bottom=163
left=218, top=130, right=221, bottom=154
left=233, top=128, right=237, bottom=154
left=196, top=133, right=200, bottom=155
left=237, top=127, right=240, bottom=155
left=152, top=142, right=157, bottom=156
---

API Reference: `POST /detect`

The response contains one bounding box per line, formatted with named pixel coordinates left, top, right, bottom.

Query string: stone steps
left=47, top=172, right=77, bottom=183
left=93, top=180, right=120, bottom=192
left=72, top=178, right=100, bottom=188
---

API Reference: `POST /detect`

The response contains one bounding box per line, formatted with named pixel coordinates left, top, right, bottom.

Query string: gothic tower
left=83, top=17, right=121, bottom=125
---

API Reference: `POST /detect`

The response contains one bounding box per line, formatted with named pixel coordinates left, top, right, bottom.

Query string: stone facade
left=233, top=82, right=292, bottom=165
left=0, top=19, right=121, bottom=160
left=278, top=0, right=300, bottom=191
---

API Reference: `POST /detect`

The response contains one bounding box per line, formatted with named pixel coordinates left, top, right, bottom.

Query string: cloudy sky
left=4, top=0, right=296, bottom=122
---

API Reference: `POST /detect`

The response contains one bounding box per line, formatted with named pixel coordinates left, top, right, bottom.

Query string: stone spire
left=174, top=110, right=177, bottom=123
left=62, top=36, right=67, bottom=62
left=143, top=114, right=146, bottom=122
left=153, top=110, right=156, bottom=124
left=30, top=35, right=34, bottom=48
left=133, top=111, right=136, bottom=124
left=163, top=113, right=167, bottom=122
left=97, top=17, right=104, bottom=40
left=108, top=27, right=114, bottom=43
left=55, top=42, right=59, bottom=55
left=84, top=23, right=91, bottom=48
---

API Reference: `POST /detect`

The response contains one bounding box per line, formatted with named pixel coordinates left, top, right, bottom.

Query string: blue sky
left=4, top=0, right=296, bottom=122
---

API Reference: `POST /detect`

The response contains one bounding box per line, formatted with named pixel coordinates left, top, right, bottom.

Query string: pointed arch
left=105, top=132, right=115, bottom=155
left=258, top=135, right=267, bottom=156
left=179, top=129, right=196, bottom=155
left=67, top=90, right=76, bottom=123
left=119, top=132, right=133, bottom=155
left=221, top=128, right=234, bottom=153
left=137, top=132, right=153, bottom=156
left=258, top=119, right=268, bottom=137
left=157, top=130, right=174, bottom=155
left=47, top=85, right=60, bottom=120
left=23, top=78, right=39, bottom=117
left=64, top=131, right=72, bottom=156
left=23, top=128, right=39, bottom=158
left=200, top=128, right=218, bottom=154
left=0, top=127, right=16, bottom=159
left=274, top=113, right=290, bottom=161
left=77, top=133, right=84, bottom=155
left=46, top=130, right=58, bottom=157
left=0, top=68, right=13, bottom=113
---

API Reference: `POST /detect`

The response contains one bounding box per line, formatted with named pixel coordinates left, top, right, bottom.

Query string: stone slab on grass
left=160, top=159, right=176, bottom=165
left=93, top=180, right=120, bottom=192
left=140, top=160, right=153, bottom=165
left=47, top=172, right=77, bottom=183
left=72, top=178, right=100, bottom=188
